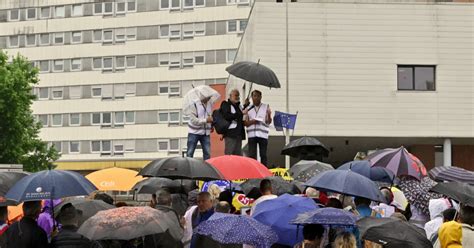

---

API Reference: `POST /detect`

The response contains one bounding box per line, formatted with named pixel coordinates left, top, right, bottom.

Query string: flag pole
left=284, top=0, right=290, bottom=170
left=291, top=111, right=298, bottom=137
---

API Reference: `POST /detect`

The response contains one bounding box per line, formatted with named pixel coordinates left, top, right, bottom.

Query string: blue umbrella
left=195, top=213, right=278, bottom=248
left=305, top=170, right=385, bottom=202
left=291, top=207, right=359, bottom=226
left=252, top=194, right=319, bottom=246
left=337, top=161, right=396, bottom=184
left=6, top=170, right=97, bottom=202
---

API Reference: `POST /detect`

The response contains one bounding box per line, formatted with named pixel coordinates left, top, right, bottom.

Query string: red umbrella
left=207, top=155, right=272, bottom=180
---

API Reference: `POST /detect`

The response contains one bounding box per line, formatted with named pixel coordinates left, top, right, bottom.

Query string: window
left=159, top=82, right=169, bottom=94
left=184, top=0, right=194, bottom=9
left=124, top=140, right=135, bottom=152
left=170, top=82, right=180, bottom=96
left=93, top=58, right=102, bottom=70
left=126, top=56, right=136, bottom=68
left=51, top=141, right=62, bottom=153
left=104, top=2, right=114, bottom=15
left=53, top=33, right=64, bottom=45
left=182, top=52, right=194, bottom=67
left=160, top=0, right=170, bottom=9
left=27, top=8, right=37, bottom=20
left=126, top=27, right=137, bottom=40
left=39, top=115, right=48, bottom=126
left=158, top=112, right=169, bottom=123
left=170, top=139, right=180, bottom=151
left=40, top=7, right=50, bottom=19
left=40, top=34, right=50, bottom=45
left=69, top=86, right=82, bottom=99
left=71, top=31, right=82, bottom=43
left=160, top=25, right=170, bottom=38
left=102, top=113, right=112, bottom=126
left=72, top=4, right=83, bottom=16
left=171, top=0, right=181, bottom=9
left=8, top=36, right=19, bottom=48
left=52, top=87, right=63, bottom=99
left=159, top=54, right=170, bottom=66
left=92, top=86, right=102, bottom=97
left=170, top=112, right=180, bottom=123
left=94, top=3, right=103, bottom=15
left=126, top=83, right=136, bottom=96
left=115, top=56, right=125, bottom=69
left=227, top=20, right=237, bottom=33
left=397, top=65, right=436, bottom=91
left=70, top=141, right=80, bottom=153
left=102, top=141, right=112, bottom=154
left=71, top=59, right=82, bottom=71
left=115, top=112, right=125, bottom=125
left=183, top=24, right=194, bottom=38
left=92, top=113, right=101, bottom=124
left=194, top=52, right=205, bottom=64
left=55, top=6, right=65, bottom=18
left=39, top=88, right=49, bottom=99
left=39, top=61, right=50, bottom=73
left=127, top=1, right=137, bottom=12
left=114, top=142, right=124, bottom=155
left=26, top=34, right=36, bottom=46
left=103, top=30, right=113, bottom=43
left=52, top=114, right=63, bottom=126
left=8, top=9, right=19, bottom=21
left=227, top=49, right=237, bottom=63
left=126, top=111, right=135, bottom=123
left=53, top=60, right=64, bottom=72
left=114, top=84, right=125, bottom=99
left=194, top=23, right=205, bottom=36
left=158, top=140, right=169, bottom=151
left=102, top=85, right=113, bottom=99
left=115, top=28, right=126, bottom=42
left=170, top=25, right=181, bottom=39
left=103, top=57, right=113, bottom=70
left=196, top=0, right=205, bottom=7
left=239, top=20, right=248, bottom=32
left=170, top=53, right=181, bottom=68
left=70, top=113, right=81, bottom=126
left=116, top=2, right=126, bottom=14
left=93, top=30, right=102, bottom=42
left=91, top=141, right=101, bottom=153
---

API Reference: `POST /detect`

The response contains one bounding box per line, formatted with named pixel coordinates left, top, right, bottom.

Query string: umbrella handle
left=246, top=82, right=253, bottom=100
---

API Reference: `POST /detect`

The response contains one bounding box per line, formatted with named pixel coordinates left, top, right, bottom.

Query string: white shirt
left=250, top=194, right=277, bottom=216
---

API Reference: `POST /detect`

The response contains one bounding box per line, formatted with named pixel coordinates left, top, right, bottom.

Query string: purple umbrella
left=365, top=147, right=427, bottom=180
left=291, top=207, right=359, bottom=226
left=428, top=166, right=474, bottom=185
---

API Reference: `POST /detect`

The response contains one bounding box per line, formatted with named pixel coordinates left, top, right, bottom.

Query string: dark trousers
left=224, top=137, right=242, bottom=155
left=248, top=137, right=268, bottom=166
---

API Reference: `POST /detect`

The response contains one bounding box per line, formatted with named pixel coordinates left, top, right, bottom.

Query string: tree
left=0, top=51, right=59, bottom=172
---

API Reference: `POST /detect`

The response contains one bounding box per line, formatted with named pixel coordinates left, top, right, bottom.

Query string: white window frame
left=159, top=25, right=170, bottom=38
left=170, top=81, right=181, bottom=96
left=103, top=29, right=114, bottom=43
left=158, top=112, right=169, bottom=123
left=114, top=112, right=125, bottom=125
left=53, top=32, right=64, bottom=45
left=101, top=140, right=112, bottom=155
left=69, top=113, right=81, bottom=126
left=102, top=57, right=113, bottom=71
left=69, top=141, right=81, bottom=154
left=71, top=31, right=82, bottom=44
left=39, top=115, right=49, bottom=127
left=39, top=61, right=50, bottom=73
left=159, top=54, right=170, bottom=67
left=182, top=52, right=194, bottom=67
left=93, top=30, right=102, bottom=43
left=91, top=86, right=102, bottom=98
left=93, top=3, right=103, bottom=15
left=182, top=23, right=194, bottom=38
left=227, top=20, right=238, bottom=33
left=114, top=84, right=126, bottom=100
left=195, top=0, right=205, bottom=7
left=91, top=140, right=101, bottom=153
left=169, top=25, right=181, bottom=39
left=126, top=27, right=137, bottom=40
left=38, top=87, right=49, bottom=99
left=158, top=140, right=169, bottom=151
left=169, top=53, right=181, bottom=69
left=72, top=4, right=83, bottom=17
left=71, top=58, right=82, bottom=71
left=171, top=0, right=181, bottom=10
left=160, top=0, right=170, bottom=10
left=237, top=0, right=250, bottom=4
left=54, top=6, right=65, bottom=18
left=53, top=60, right=64, bottom=72
left=40, top=7, right=51, bottom=19
left=51, top=87, right=64, bottom=99
left=125, top=111, right=135, bottom=124
left=227, top=0, right=237, bottom=4
left=113, top=143, right=124, bottom=155
left=91, top=113, right=102, bottom=125
left=124, top=140, right=135, bottom=152
left=183, top=0, right=194, bottom=9
left=169, top=138, right=180, bottom=151
left=239, top=20, right=248, bottom=32
left=69, top=86, right=82, bottom=99
left=169, top=111, right=181, bottom=124
left=26, top=8, right=37, bottom=20
left=126, top=56, right=136, bottom=68
left=227, top=49, right=237, bottom=63
left=103, top=2, right=114, bottom=15
left=93, top=57, right=102, bottom=70
left=8, top=36, right=19, bottom=48
left=159, top=82, right=170, bottom=95
left=194, top=22, right=205, bottom=36
left=39, top=33, right=50, bottom=46
left=51, top=114, right=63, bottom=127
left=116, top=1, right=127, bottom=14
left=26, top=34, right=36, bottom=47
left=50, top=141, right=62, bottom=154
left=115, top=56, right=126, bottom=70
left=8, top=9, right=20, bottom=21
left=194, top=51, right=205, bottom=65
left=127, top=1, right=137, bottom=12
left=101, top=112, right=112, bottom=126
left=115, top=28, right=126, bottom=42
left=125, top=83, right=136, bottom=96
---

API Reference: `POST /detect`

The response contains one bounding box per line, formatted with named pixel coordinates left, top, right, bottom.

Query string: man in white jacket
left=187, top=97, right=213, bottom=160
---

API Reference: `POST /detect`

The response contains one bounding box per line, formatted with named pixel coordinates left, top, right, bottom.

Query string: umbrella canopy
left=196, top=213, right=279, bottom=248
left=253, top=194, right=319, bottom=246
left=0, top=171, right=29, bottom=206
left=132, top=178, right=196, bottom=194
left=357, top=217, right=432, bottom=248
left=281, top=137, right=329, bottom=160
left=139, top=157, right=223, bottom=181
left=429, top=181, right=474, bottom=207
left=289, top=160, right=334, bottom=182
left=182, top=85, right=220, bottom=115
left=54, top=198, right=115, bottom=225
left=226, top=61, right=281, bottom=89
left=391, top=187, right=409, bottom=211
left=5, top=170, right=97, bottom=202
left=428, top=166, right=474, bottom=184
left=7, top=203, right=23, bottom=223
left=291, top=207, right=358, bottom=226
left=337, top=160, right=395, bottom=184
left=86, top=167, right=144, bottom=191
left=365, top=147, right=427, bottom=180
left=305, top=170, right=385, bottom=202
left=240, top=177, right=300, bottom=199
left=399, top=177, right=442, bottom=216
left=207, top=155, right=272, bottom=180
left=78, top=206, right=182, bottom=241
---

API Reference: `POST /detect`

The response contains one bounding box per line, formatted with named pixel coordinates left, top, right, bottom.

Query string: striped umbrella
left=365, top=147, right=427, bottom=180
left=429, top=166, right=474, bottom=185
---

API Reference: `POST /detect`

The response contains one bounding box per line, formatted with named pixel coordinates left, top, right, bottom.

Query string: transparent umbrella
left=182, top=85, right=220, bottom=115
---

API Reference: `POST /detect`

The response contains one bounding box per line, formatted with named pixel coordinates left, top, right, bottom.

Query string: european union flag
left=273, top=111, right=297, bottom=131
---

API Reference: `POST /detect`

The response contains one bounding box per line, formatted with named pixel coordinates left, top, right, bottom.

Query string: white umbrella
left=182, top=85, right=220, bottom=115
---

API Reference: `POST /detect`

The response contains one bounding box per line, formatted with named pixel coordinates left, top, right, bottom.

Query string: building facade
left=0, top=0, right=251, bottom=171
left=228, top=0, right=474, bottom=170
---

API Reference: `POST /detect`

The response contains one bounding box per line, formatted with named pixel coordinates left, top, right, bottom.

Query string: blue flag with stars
left=273, top=111, right=297, bottom=131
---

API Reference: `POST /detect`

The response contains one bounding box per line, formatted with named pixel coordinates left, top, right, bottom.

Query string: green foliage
left=0, top=51, right=59, bottom=172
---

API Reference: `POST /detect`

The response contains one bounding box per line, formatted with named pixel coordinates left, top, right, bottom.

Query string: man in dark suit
left=6, top=201, right=48, bottom=248
left=220, top=89, right=249, bottom=155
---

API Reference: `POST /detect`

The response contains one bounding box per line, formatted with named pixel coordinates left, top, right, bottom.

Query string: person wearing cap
left=50, top=203, right=92, bottom=248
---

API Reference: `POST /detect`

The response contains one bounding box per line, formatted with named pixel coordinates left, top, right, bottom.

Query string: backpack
left=212, top=108, right=230, bottom=135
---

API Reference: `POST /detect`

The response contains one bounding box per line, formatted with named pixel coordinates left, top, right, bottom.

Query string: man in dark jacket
left=220, top=89, right=249, bottom=155
left=50, top=203, right=92, bottom=248
left=5, top=201, right=48, bottom=248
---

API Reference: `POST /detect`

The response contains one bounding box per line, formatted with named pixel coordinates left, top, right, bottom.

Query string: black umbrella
left=132, top=178, right=197, bottom=194
left=281, top=137, right=329, bottom=160
left=0, top=171, right=29, bottom=206
left=357, top=217, right=431, bottom=248
left=138, top=157, right=224, bottom=181
left=240, top=177, right=300, bottom=199
left=54, top=198, right=115, bottom=225
left=289, top=160, right=334, bottom=182
left=226, top=61, right=281, bottom=89
left=429, top=181, right=474, bottom=207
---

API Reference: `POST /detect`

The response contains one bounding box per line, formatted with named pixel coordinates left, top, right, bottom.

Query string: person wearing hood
left=37, top=199, right=62, bottom=241
left=459, top=204, right=474, bottom=247
left=424, top=198, right=452, bottom=244
left=437, top=221, right=462, bottom=248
